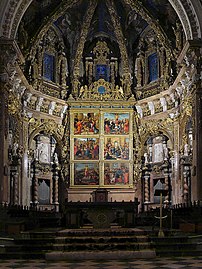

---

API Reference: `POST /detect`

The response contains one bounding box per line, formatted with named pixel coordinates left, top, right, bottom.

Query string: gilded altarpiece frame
left=70, top=108, right=133, bottom=188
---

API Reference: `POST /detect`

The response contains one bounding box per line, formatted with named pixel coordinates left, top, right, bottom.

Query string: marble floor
left=1, top=257, right=202, bottom=269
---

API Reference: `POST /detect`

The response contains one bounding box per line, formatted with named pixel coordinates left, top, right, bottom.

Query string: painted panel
left=43, top=53, right=55, bottom=81
left=104, top=137, right=129, bottom=160
left=104, top=112, right=129, bottom=135
left=96, top=64, right=109, bottom=81
left=74, top=138, right=99, bottom=160
left=74, top=163, right=99, bottom=185
left=148, top=52, right=158, bottom=82
left=74, top=112, right=99, bottom=135
left=104, top=162, right=129, bottom=185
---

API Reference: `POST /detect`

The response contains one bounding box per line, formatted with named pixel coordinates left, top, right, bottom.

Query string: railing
left=0, top=203, right=62, bottom=233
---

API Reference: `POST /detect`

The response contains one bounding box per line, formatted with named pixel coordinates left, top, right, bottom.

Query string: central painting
left=70, top=109, right=133, bottom=188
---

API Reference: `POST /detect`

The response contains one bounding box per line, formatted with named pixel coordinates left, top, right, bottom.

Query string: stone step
left=151, top=236, right=189, bottom=243
left=3, top=244, right=54, bottom=252
left=45, top=250, right=156, bottom=260
left=155, top=249, right=202, bottom=257
left=53, top=242, right=152, bottom=251
left=151, top=236, right=194, bottom=247
left=0, top=237, right=14, bottom=245
left=56, top=228, right=149, bottom=237
left=54, top=235, right=149, bottom=243
left=15, top=238, right=55, bottom=244
left=20, top=230, right=59, bottom=239
left=0, top=251, right=45, bottom=259
left=150, top=235, right=201, bottom=257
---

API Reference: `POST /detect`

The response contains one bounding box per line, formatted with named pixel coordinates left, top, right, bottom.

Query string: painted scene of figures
left=104, top=113, right=129, bottom=135
left=74, top=138, right=99, bottom=160
left=104, top=163, right=129, bottom=185
left=74, top=163, right=99, bottom=185
left=74, top=113, right=99, bottom=135
left=104, top=137, right=129, bottom=160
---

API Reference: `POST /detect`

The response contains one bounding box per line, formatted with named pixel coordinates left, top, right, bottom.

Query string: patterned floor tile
left=129, top=262, right=157, bottom=268
left=160, top=264, right=189, bottom=269
left=188, top=263, right=202, bottom=268
left=1, top=257, right=202, bottom=269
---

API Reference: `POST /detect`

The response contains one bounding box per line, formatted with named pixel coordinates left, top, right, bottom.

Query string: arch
left=28, top=126, right=63, bottom=150
left=169, top=0, right=193, bottom=40
left=0, top=0, right=32, bottom=38
left=141, top=127, right=174, bottom=154
left=168, top=0, right=202, bottom=40
left=0, top=0, right=78, bottom=38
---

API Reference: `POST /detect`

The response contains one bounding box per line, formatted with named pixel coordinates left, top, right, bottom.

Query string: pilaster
left=0, top=40, right=17, bottom=203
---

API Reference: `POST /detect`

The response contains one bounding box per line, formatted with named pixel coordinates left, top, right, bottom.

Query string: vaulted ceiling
left=0, top=0, right=202, bottom=97
left=0, top=0, right=202, bottom=41
left=18, top=0, right=178, bottom=54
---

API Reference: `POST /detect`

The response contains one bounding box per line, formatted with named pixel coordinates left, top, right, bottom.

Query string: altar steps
left=46, top=228, right=156, bottom=260
left=1, top=228, right=201, bottom=260
left=0, top=228, right=156, bottom=259
left=151, top=235, right=202, bottom=257
left=0, top=230, right=57, bottom=259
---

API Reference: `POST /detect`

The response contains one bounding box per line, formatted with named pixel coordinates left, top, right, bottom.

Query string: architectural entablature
left=67, top=100, right=135, bottom=110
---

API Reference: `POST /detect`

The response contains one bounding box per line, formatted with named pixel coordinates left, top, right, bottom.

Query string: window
left=148, top=52, right=158, bottom=82
left=43, top=53, right=55, bottom=81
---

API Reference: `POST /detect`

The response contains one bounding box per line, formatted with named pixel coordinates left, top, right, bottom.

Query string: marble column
left=52, top=159, right=59, bottom=212
left=32, top=160, right=39, bottom=206
left=143, top=170, right=150, bottom=210
left=21, top=119, right=30, bottom=206
left=181, top=163, right=191, bottom=204
left=163, top=165, right=170, bottom=203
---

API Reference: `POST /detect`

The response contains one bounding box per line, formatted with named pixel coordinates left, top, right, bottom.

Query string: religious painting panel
left=74, top=163, right=99, bottom=185
left=74, top=138, right=99, bottom=160
left=43, top=53, right=55, bottom=82
left=104, top=112, right=129, bottom=135
left=148, top=52, right=158, bottom=82
left=96, top=64, right=109, bottom=81
left=74, top=112, right=99, bottom=135
left=104, top=137, right=129, bottom=160
left=104, top=162, right=129, bottom=185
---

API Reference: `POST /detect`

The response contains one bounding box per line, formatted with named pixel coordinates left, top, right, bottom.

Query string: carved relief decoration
left=29, top=118, right=65, bottom=144
left=139, top=118, right=174, bottom=149
left=76, top=79, right=126, bottom=101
